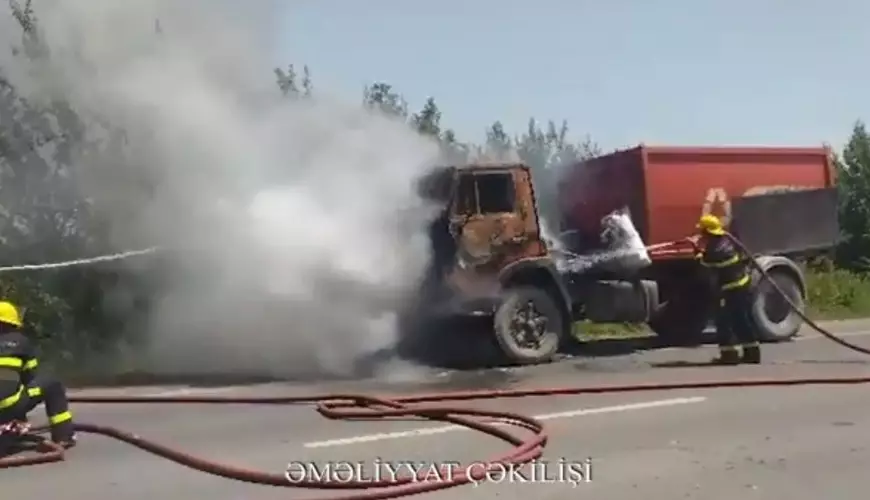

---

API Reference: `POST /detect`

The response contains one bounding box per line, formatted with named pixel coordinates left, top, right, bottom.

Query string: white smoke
left=539, top=218, right=566, bottom=253
left=1, top=0, right=443, bottom=378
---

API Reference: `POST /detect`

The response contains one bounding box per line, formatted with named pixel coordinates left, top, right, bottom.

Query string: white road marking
left=303, top=396, right=707, bottom=449
left=146, top=386, right=247, bottom=397
left=71, top=385, right=250, bottom=397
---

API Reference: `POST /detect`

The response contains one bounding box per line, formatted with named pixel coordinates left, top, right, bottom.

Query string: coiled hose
left=2, top=233, right=870, bottom=499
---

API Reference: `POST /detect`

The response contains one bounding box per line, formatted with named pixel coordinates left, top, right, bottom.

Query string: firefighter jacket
left=0, top=330, right=38, bottom=410
left=697, top=234, right=752, bottom=292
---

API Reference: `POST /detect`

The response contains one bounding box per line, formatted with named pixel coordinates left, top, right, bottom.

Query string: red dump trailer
left=557, top=145, right=839, bottom=344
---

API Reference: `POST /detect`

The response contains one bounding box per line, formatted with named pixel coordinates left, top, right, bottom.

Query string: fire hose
left=2, top=234, right=870, bottom=499
left=725, top=233, right=870, bottom=355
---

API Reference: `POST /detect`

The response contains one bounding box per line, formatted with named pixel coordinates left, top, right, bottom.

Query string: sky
left=278, top=0, right=867, bottom=151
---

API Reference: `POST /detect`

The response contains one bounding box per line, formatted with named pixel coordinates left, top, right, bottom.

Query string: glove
left=684, top=235, right=702, bottom=251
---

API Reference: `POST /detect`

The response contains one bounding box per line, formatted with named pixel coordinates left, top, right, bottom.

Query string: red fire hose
left=2, top=232, right=870, bottom=499
left=5, top=377, right=870, bottom=500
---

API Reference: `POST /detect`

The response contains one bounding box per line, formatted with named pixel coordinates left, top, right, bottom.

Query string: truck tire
left=749, top=268, right=805, bottom=343
left=493, top=286, right=564, bottom=365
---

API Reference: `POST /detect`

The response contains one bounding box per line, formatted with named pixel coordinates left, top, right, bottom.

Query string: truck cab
left=411, top=164, right=570, bottom=363
left=446, top=166, right=547, bottom=279
left=419, top=165, right=552, bottom=300
left=414, top=163, right=656, bottom=365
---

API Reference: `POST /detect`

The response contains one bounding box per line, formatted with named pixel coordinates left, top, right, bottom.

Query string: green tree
left=301, top=65, right=313, bottom=97
left=0, top=0, right=130, bottom=360
left=363, top=82, right=408, bottom=119
left=275, top=64, right=312, bottom=98
left=410, top=97, right=471, bottom=162
left=512, top=119, right=601, bottom=228
left=515, top=118, right=551, bottom=170
left=411, top=97, right=441, bottom=137
left=514, top=119, right=600, bottom=170
left=835, top=121, right=870, bottom=270
left=484, top=121, right=512, bottom=160
left=440, top=128, right=470, bottom=164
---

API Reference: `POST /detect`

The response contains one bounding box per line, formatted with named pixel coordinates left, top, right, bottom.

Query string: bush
left=805, top=267, right=870, bottom=319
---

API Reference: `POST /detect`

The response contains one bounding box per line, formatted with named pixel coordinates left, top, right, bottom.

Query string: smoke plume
left=2, top=0, right=443, bottom=378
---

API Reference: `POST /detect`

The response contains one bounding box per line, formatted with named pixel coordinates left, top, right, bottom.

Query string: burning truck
left=400, top=145, right=839, bottom=366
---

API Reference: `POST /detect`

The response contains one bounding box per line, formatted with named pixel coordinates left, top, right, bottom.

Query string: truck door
left=449, top=170, right=527, bottom=269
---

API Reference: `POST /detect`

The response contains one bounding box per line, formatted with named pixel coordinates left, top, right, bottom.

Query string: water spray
left=552, top=208, right=656, bottom=275
left=0, top=248, right=159, bottom=273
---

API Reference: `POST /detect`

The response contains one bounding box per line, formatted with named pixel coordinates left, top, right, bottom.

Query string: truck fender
left=748, top=255, right=806, bottom=342
left=499, top=258, right=572, bottom=329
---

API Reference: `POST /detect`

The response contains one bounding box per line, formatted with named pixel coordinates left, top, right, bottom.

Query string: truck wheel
left=493, top=286, right=564, bottom=365
left=749, top=268, right=804, bottom=342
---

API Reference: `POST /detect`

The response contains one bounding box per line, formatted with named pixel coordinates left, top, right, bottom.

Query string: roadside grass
left=572, top=321, right=652, bottom=340
left=805, top=267, right=870, bottom=320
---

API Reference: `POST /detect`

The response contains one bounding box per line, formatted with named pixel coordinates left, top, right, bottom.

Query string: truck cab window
left=456, top=174, right=477, bottom=214
left=476, top=173, right=515, bottom=213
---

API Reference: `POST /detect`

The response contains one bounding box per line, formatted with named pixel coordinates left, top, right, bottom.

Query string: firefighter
left=0, top=301, right=76, bottom=446
left=695, top=214, right=761, bottom=365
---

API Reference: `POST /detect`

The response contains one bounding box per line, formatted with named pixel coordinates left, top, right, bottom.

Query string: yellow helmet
left=697, top=214, right=726, bottom=236
left=0, top=301, right=23, bottom=327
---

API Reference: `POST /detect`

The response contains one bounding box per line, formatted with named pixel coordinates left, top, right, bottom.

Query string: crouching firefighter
left=695, top=214, right=761, bottom=365
left=0, top=301, right=76, bottom=446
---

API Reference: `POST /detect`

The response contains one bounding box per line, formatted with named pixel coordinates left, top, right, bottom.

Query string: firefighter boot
left=50, top=421, right=77, bottom=449
left=712, top=346, right=741, bottom=365
left=741, top=343, right=761, bottom=364
left=59, top=434, right=77, bottom=449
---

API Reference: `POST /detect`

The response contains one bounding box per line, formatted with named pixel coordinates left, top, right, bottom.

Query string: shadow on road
left=563, top=337, right=658, bottom=357
left=65, top=330, right=721, bottom=390
left=383, top=368, right=523, bottom=395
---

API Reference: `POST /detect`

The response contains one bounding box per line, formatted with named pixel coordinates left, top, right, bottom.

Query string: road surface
left=5, top=319, right=870, bottom=499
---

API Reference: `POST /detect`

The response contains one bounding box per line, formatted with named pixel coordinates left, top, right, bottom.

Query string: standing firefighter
left=695, top=214, right=761, bottom=365
left=0, top=301, right=76, bottom=446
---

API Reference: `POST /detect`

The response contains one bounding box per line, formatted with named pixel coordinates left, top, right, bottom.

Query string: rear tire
left=493, top=286, right=564, bottom=365
left=749, top=268, right=804, bottom=343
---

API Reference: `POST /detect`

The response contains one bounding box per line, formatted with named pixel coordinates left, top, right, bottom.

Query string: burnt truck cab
left=415, top=163, right=660, bottom=365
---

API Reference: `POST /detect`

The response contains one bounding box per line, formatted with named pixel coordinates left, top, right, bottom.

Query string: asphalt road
left=6, top=319, right=870, bottom=499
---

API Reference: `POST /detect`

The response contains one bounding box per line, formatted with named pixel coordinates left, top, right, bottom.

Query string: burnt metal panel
left=730, top=187, right=839, bottom=255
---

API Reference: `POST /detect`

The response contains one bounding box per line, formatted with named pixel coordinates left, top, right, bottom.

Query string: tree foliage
left=834, top=121, right=870, bottom=270
left=1, top=1, right=151, bottom=363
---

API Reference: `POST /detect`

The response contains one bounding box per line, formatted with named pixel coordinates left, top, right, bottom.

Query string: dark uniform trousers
left=698, top=234, right=761, bottom=363
left=0, top=331, right=74, bottom=442
left=715, top=284, right=759, bottom=354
